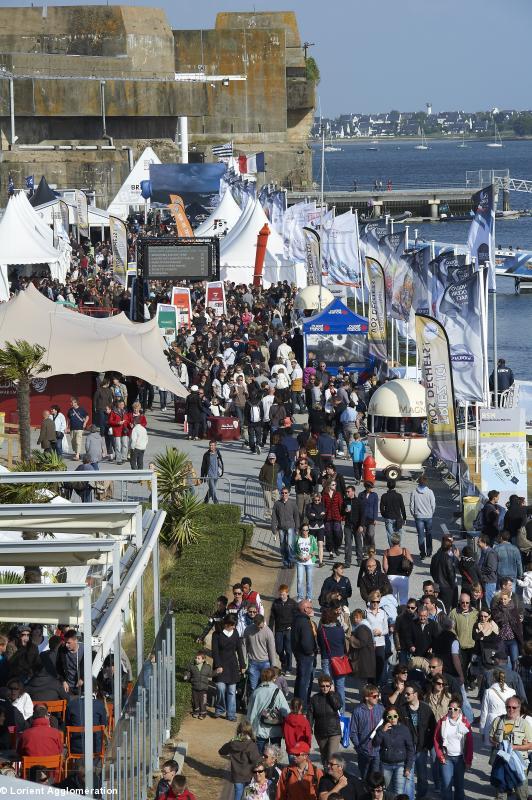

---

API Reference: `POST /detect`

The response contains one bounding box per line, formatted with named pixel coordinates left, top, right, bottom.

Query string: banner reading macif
left=480, top=407, right=527, bottom=504
left=415, top=313, right=458, bottom=465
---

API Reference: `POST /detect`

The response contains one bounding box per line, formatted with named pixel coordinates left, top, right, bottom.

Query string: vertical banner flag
left=271, top=190, right=286, bottom=235
left=205, top=281, right=226, bottom=317
left=168, top=194, right=194, bottom=237
left=59, top=200, right=70, bottom=238
left=52, top=204, right=60, bottom=248
left=302, top=227, right=321, bottom=286
left=110, top=216, right=128, bottom=285
left=171, top=286, right=192, bottom=328
left=480, top=407, right=527, bottom=505
left=75, top=189, right=89, bottom=238
left=428, top=252, right=484, bottom=403
left=365, top=257, right=388, bottom=361
left=415, top=313, right=459, bottom=464
left=321, top=210, right=362, bottom=288
left=467, top=184, right=495, bottom=290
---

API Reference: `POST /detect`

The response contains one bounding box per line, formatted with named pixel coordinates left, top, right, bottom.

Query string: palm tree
left=155, top=447, right=203, bottom=554
left=0, top=340, right=50, bottom=461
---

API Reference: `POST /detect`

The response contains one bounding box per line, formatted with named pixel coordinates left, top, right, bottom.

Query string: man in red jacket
left=17, top=704, right=63, bottom=775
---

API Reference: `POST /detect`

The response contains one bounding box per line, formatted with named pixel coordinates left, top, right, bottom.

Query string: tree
left=154, top=447, right=203, bottom=555
left=0, top=341, right=50, bottom=461
left=305, top=56, right=320, bottom=84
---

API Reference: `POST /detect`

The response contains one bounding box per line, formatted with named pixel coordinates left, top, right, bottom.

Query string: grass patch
left=159, top=504, right=253, bottom=734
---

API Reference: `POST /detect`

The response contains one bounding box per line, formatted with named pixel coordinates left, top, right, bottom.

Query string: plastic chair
left=35, top=699, right=67, bottom=722
left=21, top=754, right=63, bottom=780
left=65, top=725, right=106, bottom=774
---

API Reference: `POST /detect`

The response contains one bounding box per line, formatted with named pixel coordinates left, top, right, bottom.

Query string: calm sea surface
left=312, top=139, right=532, bottom=379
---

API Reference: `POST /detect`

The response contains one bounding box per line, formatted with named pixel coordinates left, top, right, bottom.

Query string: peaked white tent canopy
left=0, top=193, right=64, bottom=300
left=220, top=199, right=307, bottom=288
left=194, top=189, right=242, bottom=237
left=0, top=285, right=188, bottom=397
left=107, top=146, right=161, bottom=220
left=13, top=192, right=71, bottom=284
left=34, top=196, right=110, bottom=229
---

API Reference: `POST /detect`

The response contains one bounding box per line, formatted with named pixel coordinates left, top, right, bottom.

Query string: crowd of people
left=5, top=237, right=532, bottom=800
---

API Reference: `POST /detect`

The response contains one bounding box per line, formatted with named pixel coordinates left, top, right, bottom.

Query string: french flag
left=238, top=152, right=265, bottom=174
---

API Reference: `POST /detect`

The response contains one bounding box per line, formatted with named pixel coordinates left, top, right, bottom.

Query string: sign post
left=480, top=407, right=527, bottom=504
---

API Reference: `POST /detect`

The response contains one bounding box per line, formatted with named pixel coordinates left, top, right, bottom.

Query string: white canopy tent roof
left=34, top=197, right=110, bottom=228
left=0, top=285, right=188, bottom=397
left=107, top=146, right=161, bottom=220
left=220, top=199, right=307, bottom=288
left=194, top=189, right=242, bottom=237
left=13, top=192, right=71, bottom=283
left=0, top=193, right=64, bottom=299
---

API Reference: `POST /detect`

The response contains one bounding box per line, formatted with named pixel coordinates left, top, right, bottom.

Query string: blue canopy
left=302, top=298, right=368, bottom=335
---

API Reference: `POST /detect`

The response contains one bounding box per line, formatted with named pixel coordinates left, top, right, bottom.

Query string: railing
left=78, top=305, right=121, bottom=318
left=185, top=475, right=234, bottom=505
left=243, top=477, right=268, bottom=522
left=101, top=608, right=176, bottom=800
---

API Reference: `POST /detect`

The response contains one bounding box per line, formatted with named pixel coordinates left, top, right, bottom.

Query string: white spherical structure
left=294, top=285, right=335, bottom=311
left=368, top=379, right=426, bottom=418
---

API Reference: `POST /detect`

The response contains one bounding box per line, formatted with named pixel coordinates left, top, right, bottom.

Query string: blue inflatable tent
left=302, top=298, right=369, bottom=375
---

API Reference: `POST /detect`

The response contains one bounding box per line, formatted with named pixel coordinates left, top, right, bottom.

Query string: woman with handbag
left=308, top=674, right=342, bottom=766
left=382, top=534, right=413, bottom=605
left=317, top=608, right=351, bottom=711
left=246, top=667, right=290, bottom=755
left=472, top=609, right=500, bottom=671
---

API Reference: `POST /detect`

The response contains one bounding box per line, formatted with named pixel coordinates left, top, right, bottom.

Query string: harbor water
left=313, top=139, right=532, bottom=379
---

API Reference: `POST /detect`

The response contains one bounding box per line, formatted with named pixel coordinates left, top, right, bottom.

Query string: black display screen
left=146, top=244, right=211, bottom=279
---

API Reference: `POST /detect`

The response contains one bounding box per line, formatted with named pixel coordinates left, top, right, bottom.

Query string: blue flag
left=467, top=184, right=495, bottom=290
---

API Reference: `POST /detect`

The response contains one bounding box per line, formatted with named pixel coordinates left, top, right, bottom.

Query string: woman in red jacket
left=322, top=479, right=345, bottom=559
left=282, top=698, right=312, bottom=756
left=433, top=696, right=473, bottom=800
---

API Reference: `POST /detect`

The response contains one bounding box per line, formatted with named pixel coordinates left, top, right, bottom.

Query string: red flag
left=238, top=155, right=248, bottom=174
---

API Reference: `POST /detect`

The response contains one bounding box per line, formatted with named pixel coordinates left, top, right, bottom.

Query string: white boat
left=324, top=145, right=342, bottom=152
left=414, top=129, right=428, bottom=150
left=486, top=122, right=503, bottom=148
left=367, top=138, right=379, bottom=151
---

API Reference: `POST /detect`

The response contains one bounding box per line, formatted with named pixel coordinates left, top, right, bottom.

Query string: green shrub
left=160, top=506, right=252, bottom=734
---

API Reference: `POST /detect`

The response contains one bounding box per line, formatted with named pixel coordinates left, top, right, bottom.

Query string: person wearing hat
left=185, top=386, right=204, bottom=440
left=259, top=453, right=280, bottom=519
left=276, top=740, right=323, bottom=800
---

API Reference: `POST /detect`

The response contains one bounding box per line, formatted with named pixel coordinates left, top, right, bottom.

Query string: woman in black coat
left=308, top=674, right=342, bottom=765
left=185, top=387, right=204, bottom=440
left=211, top=616, right=245, bottom=722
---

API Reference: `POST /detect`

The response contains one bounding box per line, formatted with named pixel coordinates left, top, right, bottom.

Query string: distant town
left=311, top=106, right=532, bottom=138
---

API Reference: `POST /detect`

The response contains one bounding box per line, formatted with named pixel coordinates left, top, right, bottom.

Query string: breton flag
left=7, top=175, right=14, bottom=197
left=212, top=141, right=233, bottom=158
left=467, top=184, right=495, bottom=290
left=25, top=175, right=34, bottom=196
left=238, top=152, right=265, bottom=174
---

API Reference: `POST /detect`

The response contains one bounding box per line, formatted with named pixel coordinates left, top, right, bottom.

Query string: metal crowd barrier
left=243, top=477, right=268, bottom=522
left=185, top=475, right=233, bottom=506
left=102, top=608, right=176, bottom=800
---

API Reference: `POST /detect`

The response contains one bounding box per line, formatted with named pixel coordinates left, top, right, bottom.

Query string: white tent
left=0, top=194, right=64, bottom=301
left=35, top=197, right=110, bottom=230
left=194, top=189, right=243, bottom=238
left=13, top=192, right=71, bottom=283
left=0, top=285, right=188, bottom=397
left=220, top=199, right=307, bottom=288
left=107, top=146, right=161, bottom=220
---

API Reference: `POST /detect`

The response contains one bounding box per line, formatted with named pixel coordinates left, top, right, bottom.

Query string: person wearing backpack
left=478, top=535, right=499, bottom=606
left=246, top=667, right=290, bottom=755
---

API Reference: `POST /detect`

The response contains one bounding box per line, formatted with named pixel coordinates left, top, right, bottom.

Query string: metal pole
left=491, top=286, right=498, bottom=406
left=319, top=125, right=325, bottom=311
left=464, top=401, right=469, bottom=459
left=354, top=209, right=365, bottom=317
left=178, top=116, right=189, bottom=164
left=475, top=403, right=480, bottom=474
left=405, top=225, right=409, bottom=250
left=100, top=80, right=107, bottom=138
left=9, top=78, right=16, bottom=146
left=83, top=588, right=94, bottom=796
left=153, top=540, right=161, bottom=634
left=405, top=333, right=409, bottom=370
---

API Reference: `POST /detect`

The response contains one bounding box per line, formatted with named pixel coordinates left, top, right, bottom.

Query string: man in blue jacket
left=350, top=683, right=384, bottom=778
left=358, top=481, right=378, bottom=555
left=494, top=531, right=523, bottom=588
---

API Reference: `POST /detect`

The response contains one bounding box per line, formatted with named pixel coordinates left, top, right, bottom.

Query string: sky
left=1, top=0, right=531, bottom=115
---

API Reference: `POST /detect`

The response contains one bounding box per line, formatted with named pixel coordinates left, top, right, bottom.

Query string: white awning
left=0, top=583, right=88, bottom=625
left=0, top=538, right=119, bottom=568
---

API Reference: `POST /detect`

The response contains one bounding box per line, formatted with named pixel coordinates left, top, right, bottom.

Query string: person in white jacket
left=479, top=670, right=515, bottom=744
left=130, top=423, right=149, bottom=470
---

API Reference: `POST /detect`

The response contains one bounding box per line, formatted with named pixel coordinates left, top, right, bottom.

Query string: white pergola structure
left=0, top=497, right=166, bottom=796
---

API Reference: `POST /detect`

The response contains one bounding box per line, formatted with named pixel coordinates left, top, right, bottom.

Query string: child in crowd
left=282, top=697, right=312, bottom=757
left=272, top=666, right=289, bottom=698
left=183, top=650, right=212, bottom=719
left=166, top=775, right=196, bottom=800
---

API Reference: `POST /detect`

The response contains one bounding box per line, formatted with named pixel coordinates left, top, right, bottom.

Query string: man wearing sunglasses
left=350, top=684, right=384, bottom=779
left=490, top=696, right=532, bottom=800
left=399, top=683, right=436, bottom=800
left=317, top=753, right=363, bottom=799
left=276, top=741, right=323, bottom=800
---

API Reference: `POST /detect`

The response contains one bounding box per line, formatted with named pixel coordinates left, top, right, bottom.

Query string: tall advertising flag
left=415, top=313, right=459, bottom=465
left=168, top=194, right=194, bottom=237
left=75, top=189, right=89, bottom=238
left=302, top=227, right=321, bottom=286
left=467, top=184, right=495, bottom=290
left=110, top=216, right=128, bottom=285
left=59, top=200, right=70, bottom=238
left=365, top=257, right=388, bottom=361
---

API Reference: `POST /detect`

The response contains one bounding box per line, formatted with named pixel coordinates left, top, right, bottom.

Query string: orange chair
left=65, top=725, right=106, bottom=774
left=35, top=699, right=67, bottom=722
left=21, top=754, right=63, bottom=781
